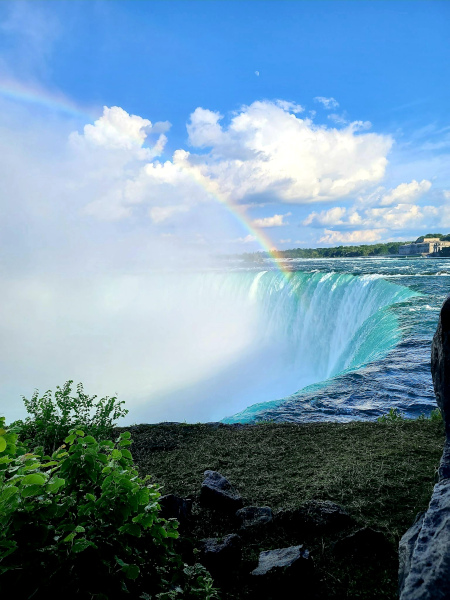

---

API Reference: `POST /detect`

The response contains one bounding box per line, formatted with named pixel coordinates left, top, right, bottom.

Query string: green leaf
left=120, top=431, right=131, bottom=439
left=74, top=525, right=85, bottom=533
left=63, top=532, right=76, bottom=543
left=0, top=428, right=6, bottom=436
left=21, top=484, right=45, bottom=497
left=83, top=436, right=96, bottom=444
left=120, top=523, right=141, bottom=537
left=72, top=538, right=96, bottom=553
left=124, top=564, right=140, bottom=580
left=111, top=449, right=122, bottom=459
left=75, top=430, right=85, bottom=437
left=64, top=434, right=76, bottom=445
left=121, top=449, right=132, bottom=460
left=0, top=486, right=19, bottom=503
left=99, top=440, right=114, bottom=448
left=46, top=477, right=65, bottom=493
left=21, top=473, right=46, bottom=486
left=0, top=437, right=6, bottom=453
left=137, top=488, right=150, bottom=505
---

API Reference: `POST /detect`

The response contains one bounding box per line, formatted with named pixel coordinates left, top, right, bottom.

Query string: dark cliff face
left=431, top=295, right=450, bottom=434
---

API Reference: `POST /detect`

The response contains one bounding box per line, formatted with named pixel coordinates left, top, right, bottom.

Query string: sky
left=0, top=0, right=449, bottom=420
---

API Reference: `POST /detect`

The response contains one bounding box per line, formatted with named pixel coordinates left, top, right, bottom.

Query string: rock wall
left=399, top=294, right=450, bottom=600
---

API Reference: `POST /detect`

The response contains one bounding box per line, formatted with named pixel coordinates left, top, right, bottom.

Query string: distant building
left=399, top=237, right=450, bottom=256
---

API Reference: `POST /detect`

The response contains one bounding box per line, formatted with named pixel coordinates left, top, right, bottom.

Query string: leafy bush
left=13, top=380, right=128, bottom=453
left=377, top=407, right=405, bottom=423
left=377, top=407, right=443, bottom=423
left=429, top=408, right=443, bottom=422
left=0, top=417, right=219, bottom=599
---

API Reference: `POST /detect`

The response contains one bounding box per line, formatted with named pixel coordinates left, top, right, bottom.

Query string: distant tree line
left=237, top=241, right=410, bottom=261
left=415, top=233, right=450, bottom=242
left=232, top=233, right=450, bottom=261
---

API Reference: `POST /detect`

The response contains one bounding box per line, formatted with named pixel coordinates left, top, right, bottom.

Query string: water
left=216, top=257, right=450, bottom=423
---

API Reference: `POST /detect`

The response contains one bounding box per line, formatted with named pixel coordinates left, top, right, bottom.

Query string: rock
left=276, top=500, right=352, bottom=533
left=333, top=527, right=391, bottom=557
left=398, top=295, right=450, bottom=599
left=159, top=494, right=192, bottom=523
left=236, top=505, right=273, bottom=529
left=438, top=439, right=450, bottom=481
left=431, top=294, right=450, bottom=433
left=198, top=534, right=242, bottom=576
left=398, top=512, right=426, bottom=595
left=250, top=545, right=314, bottom=594
left=200, top=470, right=243, bottom=511
left=400, top=480, right=450, bottom=600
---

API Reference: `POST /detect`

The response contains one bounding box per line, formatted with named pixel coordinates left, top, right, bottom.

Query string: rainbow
left=0, top=78, right=97, bottom=121
left=174, top=156, right=293, bottom=277
left=0, top=78, right=291, bottom=276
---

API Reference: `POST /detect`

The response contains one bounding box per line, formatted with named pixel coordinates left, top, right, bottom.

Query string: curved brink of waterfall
left=220, top=270, right=418, bottom=423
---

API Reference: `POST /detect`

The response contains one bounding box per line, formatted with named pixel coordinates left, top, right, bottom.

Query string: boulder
left=398, top=512, right=425, bottom=595
left=431, top=294, right=450, bottom=433
left=399, top=480, right=450, bottom=600
left=333, top=527, right=391, bottom=557
left=250, top=545, right=313, bottom=595
left=159, top=494, right=192, bottom=523
left=251, top=545, right=311, bottom=577
left=398, top=295, right=450, bottom=599
left=198, top=534, right=242, bottom=576
left=200, top=470, right=243, bottom=511
left=276, top=500, right=352, bottom=533
left=236, top=505, right=273, bottom=529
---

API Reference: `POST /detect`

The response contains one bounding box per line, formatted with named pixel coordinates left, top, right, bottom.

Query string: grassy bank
left=122, top=419, right=445, bottom=600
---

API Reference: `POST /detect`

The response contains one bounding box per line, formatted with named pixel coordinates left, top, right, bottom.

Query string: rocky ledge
left=399, top=294, right=450, bottom=600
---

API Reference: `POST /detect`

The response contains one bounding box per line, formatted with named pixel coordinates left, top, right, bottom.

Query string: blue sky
left=1, top=0, right=449, bottom=251
left=0, top=0, right=450, bottom=422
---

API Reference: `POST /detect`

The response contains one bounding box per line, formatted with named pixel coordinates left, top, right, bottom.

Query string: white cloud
left=149, top=205, right=189, bottom=223
left=442, top=190, right=450, bottom=200
left=302, top=178, right=434, bottom=236
left=364, top=204, right=424, bottom=229
left=304, top=202, right=426, bottom=232
left=252, top=212, right=291, bottom=228
left=70, top=106, right=168, bottom=160
left=303, top=206, right=347, bottom=226
left=318, top=229, right=387, bottom=244
left=275, top=99, right=304, bottom=113
left=186, top=107, right=225, bottom=148
left=279, top=239, right=292, bottom=244
left=255, top=71, right=260, bottom=76
left=186, top=100, right=392, bottom=204
left=233, top=235, right=257, bottom=243
left=327, top=113, right=348, bottom=125
left=379, top=179, right=432, bottom=206
left=314, top=96, right=339, bottom=109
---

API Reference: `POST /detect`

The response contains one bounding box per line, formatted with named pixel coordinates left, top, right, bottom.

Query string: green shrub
left=429, top=408, right=443, bottom=422
left=377, top=407, right=405, bottom=423
left=0, top=417, right=219, bottom=599
left=13, top=380, right=128, bottom=453
left=377, top=407, right=443, bottom=423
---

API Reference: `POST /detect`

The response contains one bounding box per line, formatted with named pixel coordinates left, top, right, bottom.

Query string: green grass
left=120, top=420, right=445, bottom=600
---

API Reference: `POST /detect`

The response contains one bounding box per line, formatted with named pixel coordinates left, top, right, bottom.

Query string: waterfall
left=135, top=270, right=416, bottom=423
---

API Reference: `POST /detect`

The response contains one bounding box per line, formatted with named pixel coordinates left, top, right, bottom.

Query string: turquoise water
left=219, top=257, right=449, bottom=423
